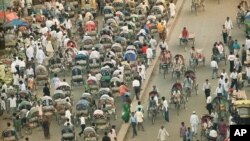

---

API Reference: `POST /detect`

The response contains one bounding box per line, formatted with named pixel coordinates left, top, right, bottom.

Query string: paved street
left=125, top=0, right=250, bottom=140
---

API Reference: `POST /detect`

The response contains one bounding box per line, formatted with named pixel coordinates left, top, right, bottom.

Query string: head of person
left=181, top=122, right=185, bottom=126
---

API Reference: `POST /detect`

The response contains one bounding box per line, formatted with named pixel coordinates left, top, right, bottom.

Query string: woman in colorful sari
left=122, top=94, right=131, bottom=123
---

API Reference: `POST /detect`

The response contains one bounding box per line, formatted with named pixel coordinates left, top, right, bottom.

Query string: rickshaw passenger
left=87, top=73, right=98, bottom=82
left=64, top=118, right=73, bottom=127
left=208, top=129, right=218, bottom=141
left=172, top=89, right=181, bottom=102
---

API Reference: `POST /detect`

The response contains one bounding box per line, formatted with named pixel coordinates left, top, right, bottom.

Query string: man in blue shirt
left=233, top=40, right=240, bottom=55
left=130, top=112, right=137, bottom=138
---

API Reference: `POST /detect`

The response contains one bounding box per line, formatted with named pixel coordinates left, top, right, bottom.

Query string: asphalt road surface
left=125, top=0, right=250, bottom=141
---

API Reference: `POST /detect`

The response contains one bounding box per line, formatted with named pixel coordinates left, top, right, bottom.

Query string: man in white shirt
left=78, top=114, right=86, bottom=136
left=246, top=66, right=250, bottom=84
left=45, top=18, right=54, bottom=29
left=162, top=97, right=169, bottom=122
left=206, top=95, right=212, bottom=114
left=36, top=47, right=46, bottom=65
left=210, top=58, right=218, bottom=79
left=230, top=69, right=238, bottom=91
left=159, top=40, right=168, bottom=51
left=215, top=83, right=223, bottom=97
left=19, top=80, right=26, bottom=91
left=8, top=95, right=17, bottom=115
left=245, top=35, right=250, bottom=50
left=65, top=108, right=72, bottom=122
left=190, top=111, right=199, bottom=135
left=132, top=78, right=141, bottom=100
left=149, top=36, right=157, bottom=58
left=26, top=66, right=34, bottom=77
left=228, top=52, right=236, bottom=72
left=135, top=108, right=144, bottom=131
left=26, top=45, right=34, bottom=61
left=221, top=69, right=228, bottom=81
left=224, top=17, right=233, bottom=36
left=146, top=46, right=153, bottom=66
left=203, top=79, right=211, bottom=99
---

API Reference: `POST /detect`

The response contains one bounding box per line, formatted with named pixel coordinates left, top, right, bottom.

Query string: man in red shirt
left=119, top=82, right=128, bottom=103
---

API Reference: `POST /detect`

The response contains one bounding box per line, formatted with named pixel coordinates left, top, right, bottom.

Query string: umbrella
left=0, top=11, right=19, bottom=22
left=3, top=19, right=28, bottom=27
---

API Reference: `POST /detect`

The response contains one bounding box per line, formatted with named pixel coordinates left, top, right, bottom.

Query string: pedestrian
left=119, top=82, right=128, bottom=103
left=0, top=96, right=7, bottom=119
left=230, top=69, right=238, bottom=91
left=121, top=98, right=130, bottom=123
left=221, top=68, right=229, bottom=81
left=246, top=35, right=250, bottom=50
left=222, top=24, right=228, bottom=44
left=131, top=112, right=138, bottom=138
left=52, top=74, right=60, bottom=90
left=169, top=0, right=176, bottom=18
left=102, top=131, right=111, bottom=141
left=43, top=83, right=50, bottom=96
left=224, top=17, right=233, bottom=36
left=227, top=52, right=235, bottom=72
left=210, top=58, right=219, bottom=79
left=78, top=114, right=86, bottom=136
left=132, top=77, right=141, bottom=100
left=149, top=35, right=157, bottom=58
left=234, top=55, right=242, bottom=72
left=190, top=111, right=199, bottom=136
left=162, top=97, right=169, bottom=122
left=13, top=115, right=22, bottom=139
left=157, top=125, right=170, bottom=141
left=136, top=101, right=144, bottom=113
left=65, top=108, right=72, bottom=122
left=186, top=127, right=193, bottom=141
left=8, top=94, right=17, bottom=117
left=215, top=83, right=223, bottom=97
left=206, top=95, right=212, bottom=114
left=41, top=116, right=50, bottom=139
left=246, top=65, right=250, bottom=84
left=179, top=122, right=187, bottom=141
left=159, top=40, right=168, bottom=51
left=233, top=40, right=241, bottom=55
left=223, top=78, right=230, bottom=99
left=25, top=137, right=29, bottom=141
left=202, top=79, right=211, bottom=99
left=146, top=45, right=153, bottom=66
left=108, top=125, right=117, bottom=141
left=227, top=36, right=234, bottom=53
left=135, top=108, right=144, bottom=131
left=138, top=68, right=146, bottom=81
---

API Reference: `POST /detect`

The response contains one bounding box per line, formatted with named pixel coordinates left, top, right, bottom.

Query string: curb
left=116, top=0, right=186, bottom=140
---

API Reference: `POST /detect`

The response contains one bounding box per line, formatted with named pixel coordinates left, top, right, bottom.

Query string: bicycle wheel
left=152, top=112, right=156, bottom=124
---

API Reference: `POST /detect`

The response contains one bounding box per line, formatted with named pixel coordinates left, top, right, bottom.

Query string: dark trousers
left=134, top=86, right=140, bottom=100
left=222, top=33, right=228, bottom=44
left=229, top=61, right=234, bottom=72
left=206, top=103, right=213, bottom=114
left=231, top=79, right=238, bottom=91
left=204, top=89, right=210, bottom=99
left=164, top=110, right=169, bottom=122
left=79, top=124, right=86, bottom=136
left=131, top=122, right=137, bottom=137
